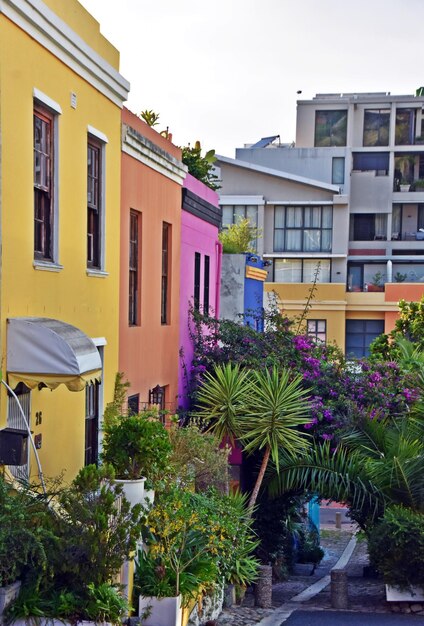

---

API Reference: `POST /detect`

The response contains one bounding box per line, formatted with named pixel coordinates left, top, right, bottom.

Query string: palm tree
left=196, top=364, right=311, bottom=511
left=270, top=412, right=424, bottom=530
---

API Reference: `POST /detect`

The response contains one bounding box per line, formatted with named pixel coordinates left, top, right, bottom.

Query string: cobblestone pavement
left=215, top=529, right=392, bottom=626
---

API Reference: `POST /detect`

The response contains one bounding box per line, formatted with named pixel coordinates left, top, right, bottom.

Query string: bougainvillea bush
left=186, top=305, right=417, bottom=443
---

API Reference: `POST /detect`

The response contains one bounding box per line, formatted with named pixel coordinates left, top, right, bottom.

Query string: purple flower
left=321, top=433, right=334, bottom=441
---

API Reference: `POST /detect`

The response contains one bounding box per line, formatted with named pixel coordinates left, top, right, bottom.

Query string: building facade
left=0, top=0, right=129, bottom=481
left=223, top=91, right=424, bottom=356
left=120, top=108, right=186, bottom=418
left=178, top=173, right=221, bottom=410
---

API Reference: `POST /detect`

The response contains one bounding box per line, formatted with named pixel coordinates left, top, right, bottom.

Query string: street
left=282, top=610, right=424, bottom=625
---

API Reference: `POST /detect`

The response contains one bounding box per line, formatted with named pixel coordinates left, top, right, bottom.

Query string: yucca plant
left=196, top=364, right=311, bottom=511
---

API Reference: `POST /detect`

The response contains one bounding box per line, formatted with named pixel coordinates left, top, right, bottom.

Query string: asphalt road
left=282, top=610, right=424, bottom=625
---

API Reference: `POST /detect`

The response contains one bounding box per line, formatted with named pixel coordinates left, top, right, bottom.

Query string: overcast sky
left=79, top=0, right=424, bottom=158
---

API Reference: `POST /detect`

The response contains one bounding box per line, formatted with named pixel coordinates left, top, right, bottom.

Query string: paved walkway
left=216, top=528, right=399, bottom=626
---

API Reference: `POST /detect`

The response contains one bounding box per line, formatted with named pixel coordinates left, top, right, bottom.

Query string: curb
left=255, top=535, right=358, bottom=626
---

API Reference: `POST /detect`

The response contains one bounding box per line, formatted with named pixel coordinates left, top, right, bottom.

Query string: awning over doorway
left=7, top=318, right=102, bottom=391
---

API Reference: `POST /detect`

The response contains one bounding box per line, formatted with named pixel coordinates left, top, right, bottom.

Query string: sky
left=79, top=0, right=424, bottom=158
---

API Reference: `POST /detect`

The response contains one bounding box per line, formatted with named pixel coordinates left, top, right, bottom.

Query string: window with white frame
left=34, top=106, right=55, bottom=261
left=87, top=134, right=106, bottom=270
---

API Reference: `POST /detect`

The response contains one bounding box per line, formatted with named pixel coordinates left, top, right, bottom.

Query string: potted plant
left=367, top=272, right=385, bottom=292
left=400, top=179, right=411, bottom=192
left=102, top=409, right=172, bottom=507
left=394, top=271, right=407, bottom=283
left=368, top=506, right=424, bottom=601
left=135, top=487, right=259, bottom=626
left=6, top=465, right=144, bottom=625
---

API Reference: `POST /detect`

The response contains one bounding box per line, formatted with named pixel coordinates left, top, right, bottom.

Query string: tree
left=218, top=218, right=262, bottom=253
left=270, top=410, right=424, bottom=530
left=196, top=364, right=311, bottom=511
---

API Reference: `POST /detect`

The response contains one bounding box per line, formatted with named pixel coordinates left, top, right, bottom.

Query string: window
left=221, top=204, right=258, bottom=250
left=149, top=385, right=166, bottom=424
left=314, top=110, right=347, bottom=147
left=274, top=206, right=332, bottom=252
left=127, top=394, right=140, bottom=415
left=129, top=211, right=141, bottom=326
left=7, top=384, right=31, bottom=481
left=87, top=138, right=102, bottom=268
left=345, top=320, right=384, bottom=359
left=363, top=109, right=390, bottom=146
left=349, top=214, right=387, bottom=241
left=204, top=255, right=210, bottom=316
left=307, top=320, right=327, bottom=343
left=273, top=258, right=331, bottom=283
left=34, top=106, right=54, bottom=260
left=332, top=157, right=345, bottom=185
left=194, top=252, right=201, bottom=311
left=396, top=109, right=416, bottom=145
left=352, top=152, right=389, bottom=173
left=161, top=223, right=171, bottom=324
left=85, top=382, right=99, bottom=466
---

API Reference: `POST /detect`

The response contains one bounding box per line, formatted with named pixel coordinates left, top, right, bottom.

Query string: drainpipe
left=215, top=240, right=222, bottom=318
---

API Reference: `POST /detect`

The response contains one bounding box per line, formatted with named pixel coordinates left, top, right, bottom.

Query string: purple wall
left=179, top=174, right=221, bottom=409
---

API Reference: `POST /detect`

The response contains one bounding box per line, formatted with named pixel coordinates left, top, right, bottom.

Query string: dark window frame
left=307, top=319, right=327, bottom=343
left=203, top=254, right=210, bottom=316
left=34, top=106, right=54, bottom=261
left=363, top=109, right=390, bottom=147
left=161, top=222, right=171, bottom=325
left=345, top=319, right=384, bottom=359
left=194, top=252, right=201, bottom=312
left=273, top=258, right=332, bottom=283
left=87, top=137, right=102, bottom=268
left=127, top=393, right=140, bottom=415
left=273, top=205, right=333, bottom=253
left=314, top=110, right=347, bottom=147
left=85, top=382, right=99, bottom=466
left=129, top=210, right=141, bottom=326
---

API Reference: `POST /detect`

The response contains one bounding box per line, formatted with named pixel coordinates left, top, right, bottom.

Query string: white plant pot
left=0, top=580, right=21, bottom=620
left=114, top=477, right=146, bottom=507
left=386, top=584, right=424, bottom=602
left=138, top=595, right=182, bottom=626
left=143, top=489, right=155, bottom=507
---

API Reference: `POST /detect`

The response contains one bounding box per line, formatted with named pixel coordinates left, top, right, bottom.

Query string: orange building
left=120, top=108, right=186, bottom=416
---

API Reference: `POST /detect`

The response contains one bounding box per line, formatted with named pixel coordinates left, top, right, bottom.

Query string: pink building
left=178, top=174, right=222, bottom=409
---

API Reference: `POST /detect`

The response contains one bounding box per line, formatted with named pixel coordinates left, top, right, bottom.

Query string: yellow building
left=0, top=0, right=129, bottom=483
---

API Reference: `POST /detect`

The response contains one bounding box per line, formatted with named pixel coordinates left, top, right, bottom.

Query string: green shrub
left=368, top=506, right=424, bottom=591
left=102, top=410, right=172, bottom=485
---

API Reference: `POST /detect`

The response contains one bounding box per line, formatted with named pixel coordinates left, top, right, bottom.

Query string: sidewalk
left=216, top=527, right=390, bottom=626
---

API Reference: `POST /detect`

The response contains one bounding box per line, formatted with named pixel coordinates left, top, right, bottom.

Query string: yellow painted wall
left=266, top=282, right=392, bottom=353
left=0, top=7, right=123, bottom=481
left=266, top=283, right=347, bottom=347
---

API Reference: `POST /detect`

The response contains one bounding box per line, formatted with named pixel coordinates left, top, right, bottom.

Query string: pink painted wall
left=179, top=175, right=221, bottom=409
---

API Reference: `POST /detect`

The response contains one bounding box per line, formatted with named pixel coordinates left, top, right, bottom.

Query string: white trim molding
left=87, top=125, right=109, bottom=144
left=1, top=0, right=130, bottom=107
left=122, top=123, right=187, bottom=185
left=219, top=195, right=264, bottom=205
left=33, top=88, right=62, bottom=114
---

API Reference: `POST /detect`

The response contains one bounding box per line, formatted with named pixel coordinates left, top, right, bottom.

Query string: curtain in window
left=274, top=259, right=301, bottom=282
left=375, top=214, right=387, bottom=238
left=392, top=205, right=401, bottom=235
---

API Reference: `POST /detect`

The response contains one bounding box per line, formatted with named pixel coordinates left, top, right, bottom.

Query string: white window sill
left=33, top=260, right=63, bottom=272
left=86, top=268, right=109, bottom=278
